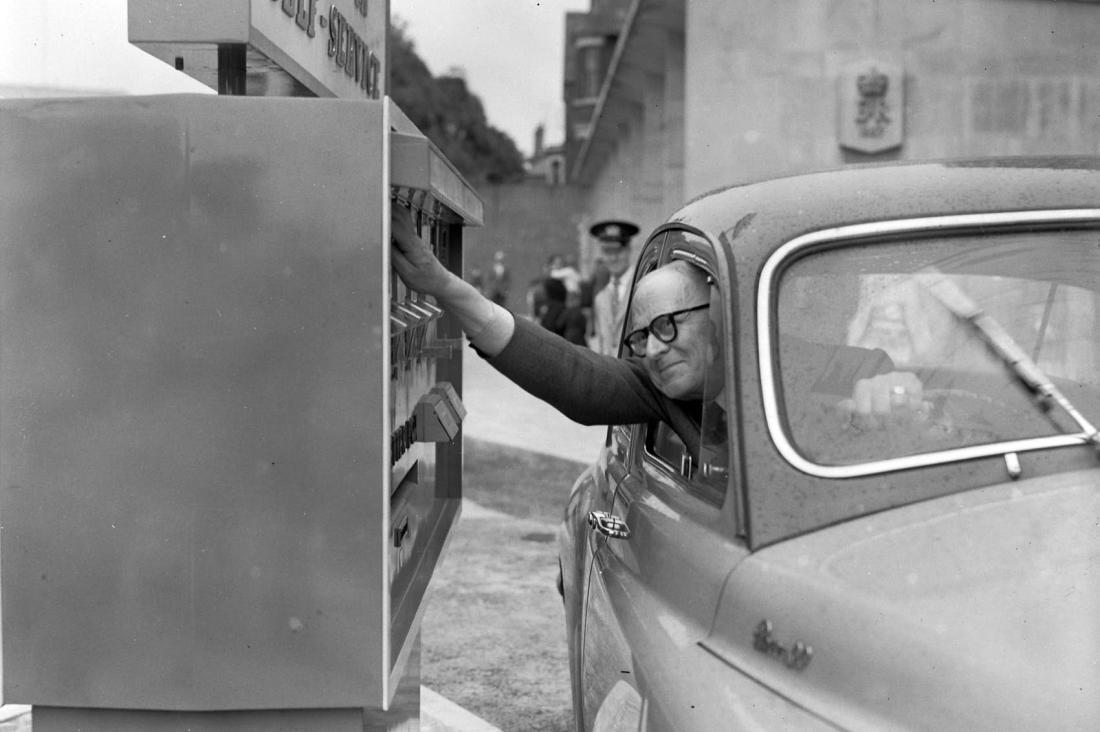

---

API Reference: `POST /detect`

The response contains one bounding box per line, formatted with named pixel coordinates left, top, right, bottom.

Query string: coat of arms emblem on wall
left=838, top=60, right=904, bottom=153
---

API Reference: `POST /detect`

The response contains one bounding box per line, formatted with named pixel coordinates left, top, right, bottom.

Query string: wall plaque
left=838, top=60, right=903, bottom=154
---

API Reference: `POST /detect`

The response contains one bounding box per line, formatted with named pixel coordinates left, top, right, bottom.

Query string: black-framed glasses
left=623, top=303, right=710, bottom=357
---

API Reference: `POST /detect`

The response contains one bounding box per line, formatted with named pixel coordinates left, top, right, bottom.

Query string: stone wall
left=684, top=0, right=1100, bottom=198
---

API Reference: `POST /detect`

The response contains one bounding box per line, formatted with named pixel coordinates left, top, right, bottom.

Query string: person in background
left=549, top=253, right=582, bottom=297
left=538, top=276, right=568, bottom=332
left=562, top=289, right=589, bottom=346
left=527, top=254, right=561, bottom=321
left=590, top=220, right=640, bottom=355
left=467, top=265, right=484, bottom=295
left=484, top=250, right=511, bottom=307
left=536, top=277, right=589, bottom=345
left=526, top=276, right=547, bottom=321
left=539, top=277, right=589, bottom=346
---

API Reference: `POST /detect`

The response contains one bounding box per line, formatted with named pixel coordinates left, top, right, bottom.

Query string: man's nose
left=644, top=332, right=670, bottom=358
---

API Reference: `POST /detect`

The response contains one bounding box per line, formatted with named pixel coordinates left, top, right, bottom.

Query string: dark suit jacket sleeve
left=480, top=317, right=667, bottom=426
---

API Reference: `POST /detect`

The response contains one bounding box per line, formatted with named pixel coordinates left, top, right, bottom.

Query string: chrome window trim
left=757, top=209, right=1100, bottom=479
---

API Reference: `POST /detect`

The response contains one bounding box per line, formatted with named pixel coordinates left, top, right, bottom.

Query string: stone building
left=562, top=0, right=1100, bottom=268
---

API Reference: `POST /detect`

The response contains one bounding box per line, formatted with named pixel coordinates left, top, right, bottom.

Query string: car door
left=579, top=235, right=749, bottom=730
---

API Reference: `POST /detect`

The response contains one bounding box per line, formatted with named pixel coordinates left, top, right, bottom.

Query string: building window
left=575, top=35, right=610, bottom=101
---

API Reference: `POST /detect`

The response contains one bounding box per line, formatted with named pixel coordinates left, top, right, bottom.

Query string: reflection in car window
left=775, top=230, right=1100, bottom=466
left=647, top=421, right=691, bottom=472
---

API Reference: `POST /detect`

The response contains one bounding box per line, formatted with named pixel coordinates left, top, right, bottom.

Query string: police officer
left=588, top=220, right=639, bottom=355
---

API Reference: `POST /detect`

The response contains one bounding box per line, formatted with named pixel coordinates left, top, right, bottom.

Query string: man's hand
left=839, top=371, right=929, bottom=429
left=389, top=203, right=516, bottom=355
left=390, top=204, right=454, bottom=296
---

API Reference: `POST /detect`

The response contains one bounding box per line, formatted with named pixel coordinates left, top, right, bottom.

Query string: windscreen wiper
left=916, top=267, right=1100, bottom=454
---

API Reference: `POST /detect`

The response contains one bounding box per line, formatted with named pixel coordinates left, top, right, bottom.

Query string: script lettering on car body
left=753, top=620, right=813, bottom=671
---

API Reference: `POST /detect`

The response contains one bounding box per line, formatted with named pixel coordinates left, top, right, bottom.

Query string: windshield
left=774, top=229, right=1100, bottom=467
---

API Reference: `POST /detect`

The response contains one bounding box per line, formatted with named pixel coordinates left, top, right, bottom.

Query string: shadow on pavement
left=420, top=349, right=611, bottom=730
left=421, top=435, right=588, bottom=732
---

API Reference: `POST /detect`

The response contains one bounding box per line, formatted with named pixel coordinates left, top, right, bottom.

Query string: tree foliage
left=389, top=20, right=526, bottom=184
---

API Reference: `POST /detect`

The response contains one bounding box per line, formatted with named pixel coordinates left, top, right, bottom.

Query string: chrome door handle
left=588, top=510, right=630, bottom=539
left=701, top=462, right=728, bottom=480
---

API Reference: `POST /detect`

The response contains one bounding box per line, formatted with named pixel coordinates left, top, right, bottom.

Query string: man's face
left=601, top=243, right=632, bottom=277
left=629, top=266, right=723, bottom=400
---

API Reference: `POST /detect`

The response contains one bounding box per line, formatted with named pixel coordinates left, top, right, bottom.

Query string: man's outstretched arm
left=391, top=205, right=664, bottom=427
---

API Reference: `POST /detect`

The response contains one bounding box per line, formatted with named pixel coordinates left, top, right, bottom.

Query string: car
left=557, top=157, right=1100, bottom=731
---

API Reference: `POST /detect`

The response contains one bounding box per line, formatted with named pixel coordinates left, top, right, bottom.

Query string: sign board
left=129, top=0, right=386, bottom=99
left=837, top=60, right=904, bottom=154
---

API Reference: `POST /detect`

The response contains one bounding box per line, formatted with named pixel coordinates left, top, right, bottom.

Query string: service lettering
left=278, top=0, right=317, bottom=38
left=328, top=5, right=382, bottom=98
left=391, top=414, right=418, bottom=465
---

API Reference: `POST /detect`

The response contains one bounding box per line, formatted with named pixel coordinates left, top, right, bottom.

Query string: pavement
left=0, top=341, right=604, bottom=731
left=422, top=686, right=505, bottom=732
left=421, top=347, right=605, bottom=731
left=0, top=706, right=29, bottom=732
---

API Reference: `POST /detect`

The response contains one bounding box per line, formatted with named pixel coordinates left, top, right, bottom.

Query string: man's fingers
left=388, top=204, right=454, bottom=296
left=850, top=371, right=924, bottom=416
left=390, top=206, right=414, bottom=248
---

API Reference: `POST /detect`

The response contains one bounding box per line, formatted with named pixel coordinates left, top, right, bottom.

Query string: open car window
left=635, top=239, right=730, bottom=505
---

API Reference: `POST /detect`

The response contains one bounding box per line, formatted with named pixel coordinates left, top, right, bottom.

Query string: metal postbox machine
left=0, top=3, right=481, bottom=730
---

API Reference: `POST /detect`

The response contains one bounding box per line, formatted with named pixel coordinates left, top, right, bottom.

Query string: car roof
left=668, top=157, right=1100, bottom=262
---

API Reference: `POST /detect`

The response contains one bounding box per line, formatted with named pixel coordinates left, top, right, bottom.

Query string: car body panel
left=702, top=469, right=1100, bottom=731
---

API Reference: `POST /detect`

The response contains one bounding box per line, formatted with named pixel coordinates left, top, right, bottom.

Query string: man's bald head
left=633, top=261, right=710, bottom=309
left=628, top=261, right=723, bottom=400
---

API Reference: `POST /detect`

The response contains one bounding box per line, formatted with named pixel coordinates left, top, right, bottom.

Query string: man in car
left=391, top=207, right=922, bottom=448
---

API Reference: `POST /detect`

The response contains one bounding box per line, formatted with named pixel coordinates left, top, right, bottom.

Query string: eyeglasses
left=623, top=303, right=710, bottom=357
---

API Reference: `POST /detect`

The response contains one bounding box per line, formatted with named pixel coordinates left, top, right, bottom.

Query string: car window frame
left=757, top=210, right=1100, bottom=480
left=619, top=225, right=743, bottom=534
